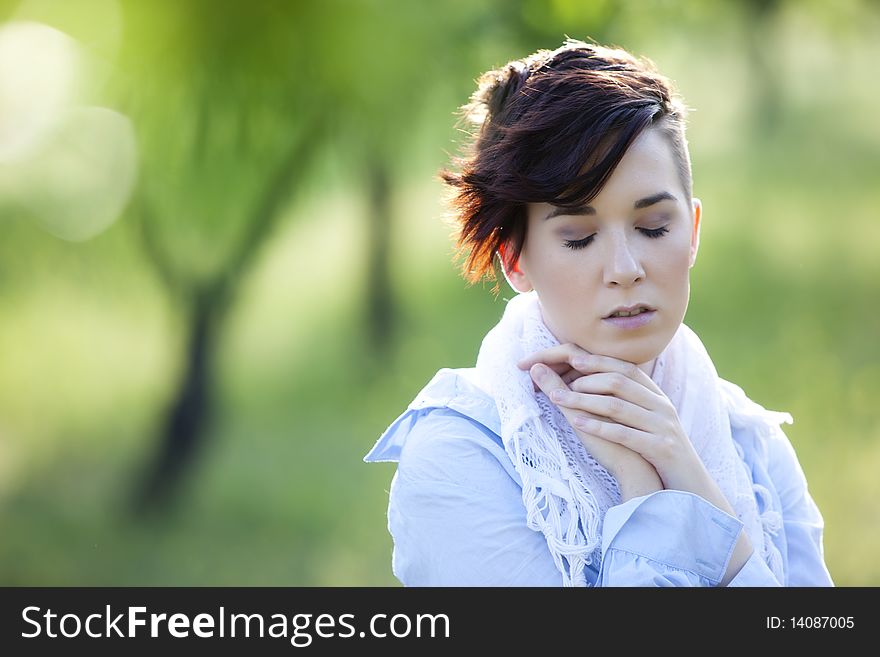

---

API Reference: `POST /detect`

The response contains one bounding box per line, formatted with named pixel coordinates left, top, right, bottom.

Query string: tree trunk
left=746, top=0, right=783, bottom=136
left=131, top=126, right=322, bottom=515
left=132, top=289, right=217, bottom=514
left=365, top=160, right=394, bottom=355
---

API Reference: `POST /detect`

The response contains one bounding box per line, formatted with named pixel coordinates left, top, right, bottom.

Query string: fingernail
left=531, top=364, right=547, bottom=378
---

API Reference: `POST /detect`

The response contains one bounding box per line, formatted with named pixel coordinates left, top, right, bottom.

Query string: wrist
left=661, top=464, right=736, bottom=517
left=617, top=465, right=663, bottom=503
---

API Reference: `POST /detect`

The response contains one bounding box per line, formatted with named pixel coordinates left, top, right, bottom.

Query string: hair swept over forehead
left=441, top=39, right=692, bottom=292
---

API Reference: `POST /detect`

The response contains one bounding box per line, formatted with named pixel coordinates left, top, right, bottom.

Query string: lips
left=604, top=304, right=655, bottom=319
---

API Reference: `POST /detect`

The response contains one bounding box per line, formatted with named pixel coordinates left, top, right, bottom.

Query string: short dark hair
left=441, top=39, right=692, bottom=291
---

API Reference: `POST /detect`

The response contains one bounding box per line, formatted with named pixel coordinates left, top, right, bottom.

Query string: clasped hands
left=517, top=343, right=711, bottom=503
left=518, top=343, right=755, bottom=582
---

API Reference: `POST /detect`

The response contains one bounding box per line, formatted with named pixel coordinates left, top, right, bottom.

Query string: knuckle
left=564, top=343, right=582, bottom=360
left=609, top=425, right=628, bottom=445
left=624, top=363, right=640, bottom=380
left=600, top=422, right=624, bottom=444
left=656, top=436, right=676, bottom=459
left=605, top=396, right=624, bottom=416
left=575, top=413, right=601, bottom=435
left=606, top=373, right=625, bottom=394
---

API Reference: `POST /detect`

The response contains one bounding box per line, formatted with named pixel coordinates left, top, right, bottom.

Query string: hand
left=518, top=356, right=663, bottom=501
left=519, top=343, right=708, bottom=496
left=520, top=343, right=754, bottom=585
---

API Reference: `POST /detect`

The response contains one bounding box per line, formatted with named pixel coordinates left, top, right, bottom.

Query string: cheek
left=653, top=239, right=692, bottom=284
left=523, top=237, right=576, bottom=287
left=524, top=247, right=598, bottom=343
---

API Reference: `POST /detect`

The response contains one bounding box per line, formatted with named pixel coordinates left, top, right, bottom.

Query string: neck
left=638, top=358, right=657, bottom=378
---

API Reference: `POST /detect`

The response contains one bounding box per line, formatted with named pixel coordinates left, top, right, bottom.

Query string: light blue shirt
left=364, top=368, right=834, bottom=587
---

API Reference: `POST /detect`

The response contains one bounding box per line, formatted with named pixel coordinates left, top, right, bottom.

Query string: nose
left=603, top=233, right=645, bottom=287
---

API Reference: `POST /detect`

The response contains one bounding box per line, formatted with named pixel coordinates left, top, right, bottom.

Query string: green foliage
left=1, top=0, right=878, bottom=586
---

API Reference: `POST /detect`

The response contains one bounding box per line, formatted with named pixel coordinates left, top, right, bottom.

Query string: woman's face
left=506, top=127, right=701, bottom=367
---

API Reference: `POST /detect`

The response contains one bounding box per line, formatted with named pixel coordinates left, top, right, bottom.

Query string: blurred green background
left=0, top=0, right=877, bottom=586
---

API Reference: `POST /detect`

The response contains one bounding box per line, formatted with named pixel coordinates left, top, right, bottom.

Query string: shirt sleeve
left=600, top=426, right=835, bottom=586
left=597, top=490, right=748, bottom=586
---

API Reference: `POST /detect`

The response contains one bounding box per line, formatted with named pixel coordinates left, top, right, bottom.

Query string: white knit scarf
left=473, top=291, right=790, bottom=586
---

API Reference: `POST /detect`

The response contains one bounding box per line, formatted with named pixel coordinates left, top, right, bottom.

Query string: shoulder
left=379, top=373, right=563, bottom=586
left=397, top=407, right=520, bottom=493
left=365, top=368, right=521, bottom=490
left=719, top=378, right=810, bottom=500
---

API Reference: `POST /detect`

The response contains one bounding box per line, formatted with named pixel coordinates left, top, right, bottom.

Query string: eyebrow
left=543, top=191, right=678, bottom=220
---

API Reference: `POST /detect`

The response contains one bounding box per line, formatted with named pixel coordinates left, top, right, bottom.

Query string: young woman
left=364, top=39, right=833, bottom=587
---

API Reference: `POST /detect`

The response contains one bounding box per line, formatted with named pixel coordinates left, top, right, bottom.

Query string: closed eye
left=563, top=235, right=595, bottom=250
left=639, top=226, right=670, bottom=238
left=564, top=226, right=669, bottom=250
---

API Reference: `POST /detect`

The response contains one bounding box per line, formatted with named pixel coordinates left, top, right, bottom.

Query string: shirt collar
left=363, top=368, right=500, bottom=463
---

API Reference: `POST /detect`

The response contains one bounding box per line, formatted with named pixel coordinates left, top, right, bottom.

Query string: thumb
left=530, top=363, right=570, bottom=398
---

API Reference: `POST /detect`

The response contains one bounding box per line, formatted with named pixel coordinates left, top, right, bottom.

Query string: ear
left=689, top=197, right=702, bottom=269
left=498, top=243, right=533, bottom=293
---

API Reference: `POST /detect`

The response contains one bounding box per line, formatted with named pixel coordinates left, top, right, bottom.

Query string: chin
left=589, top=337, right=667, bottom=366
left=606, top=346, right=661, bottom=366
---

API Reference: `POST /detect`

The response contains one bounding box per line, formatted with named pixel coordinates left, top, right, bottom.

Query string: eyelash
left=564, top=226, right=670, bottom=250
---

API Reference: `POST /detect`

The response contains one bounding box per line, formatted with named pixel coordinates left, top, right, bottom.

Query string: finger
left=561, top=367, right=581, bottom=386
left=547, top=362, right=573, bottom=376
left=549, top=388, right=657, bottom=433
left=521, top=347, right=594, bottom=388
left=517, top=343, right=589, bottom=371
left=529, top=363, right=570, bottom=398
left=531, top=365, right=607, bottom=429
left=570, top=414, right=654, bottom=452
left=518, top=345, right=663, bottom=397
left=568, top=353, right=664, bottom=396
left=526, top=362, right=571, bottom=392
left=569, top=372, right=663, bottom=412
left=530, top=363, right=594, bottom=411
